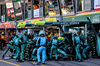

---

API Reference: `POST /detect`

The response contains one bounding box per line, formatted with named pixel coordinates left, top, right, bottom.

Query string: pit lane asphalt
left=0, top=50, right=100, bottom=66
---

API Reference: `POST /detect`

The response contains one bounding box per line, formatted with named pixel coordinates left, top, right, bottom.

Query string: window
left=28, top=0, right=32, bottom=19
left=33, top=0, right=39, bottom=18
left=40, top=0, right=43, bottom=7
left=20, top=0, right=28, bottom=19
left=76, top=0, right=91, bottom=12
left=77, top=0, right=83, bottom=12
left=0, top=5, right=1, bottom=21
left=1, top=4, right=6, bottom=22
left=45, top=0, right=60, bottom=16
left=28, top=0, right=31, bottom=10
left=25, top=0, right=28, bottom=19
left=13, top=1, right=23, bottom=20
left=20, top=0, right=24, bottom=19
left=33, top=0, right=39, bottom=10
left=60, top=0, right=74, bottom=15
left=39, top=0, right=43, bottom=17
left=33, top=0, right=43, bottom=18
left=84, top=0, right=91, bottom=11
left=5, top=0, right=15, bottom=21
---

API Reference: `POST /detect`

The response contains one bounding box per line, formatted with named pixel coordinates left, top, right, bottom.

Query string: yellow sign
left=19, top=22, right=26, bottom=24
left=35, top=21, right=45, bottom=25
left=31, top=20, right=39, bottom=24
left=49, top=12, right=56, bottom=16
left=17, top=22, right=26, bottom=27
left=46, top=18, right=57, bottom=22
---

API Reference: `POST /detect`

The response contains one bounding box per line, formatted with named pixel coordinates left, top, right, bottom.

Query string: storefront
left=63, top=10, right=100, bottom=31
left=0, top=22, right=16, bottom=45
left=0, top=2, right=6, bottom=22
left=0, top=22, right=16, bottom=34
left=0, top=0, right=100, bottom=29
left=1, top=0, right=75, bottom=22
left=17, top=17, right=57, bottom=28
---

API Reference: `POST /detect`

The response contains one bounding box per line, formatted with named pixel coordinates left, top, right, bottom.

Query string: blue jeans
left=37, top=47, right=46, bottom=63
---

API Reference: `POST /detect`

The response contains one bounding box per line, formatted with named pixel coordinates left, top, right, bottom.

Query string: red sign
left=94, top=0, right=100, bottom=9
left=0, top=22, right=16, bottom=28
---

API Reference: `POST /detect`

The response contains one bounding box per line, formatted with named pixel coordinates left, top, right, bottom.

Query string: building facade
left=0, top=0, right=100, bottom=30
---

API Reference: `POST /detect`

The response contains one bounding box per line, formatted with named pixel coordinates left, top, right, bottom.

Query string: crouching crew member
left=50, top=35, right=59, bottom=60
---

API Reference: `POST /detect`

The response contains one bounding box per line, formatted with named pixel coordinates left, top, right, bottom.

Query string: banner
left=17, top=18, right=57, bottom=28
left=34, top=9, right=39, bottom=18
left=0, top=22, right=16, bottom=28
left=94, top=0, right=100, bottom=9
left=6, top=3, right=13, bottom=9
left=63, top=12, right=100, bottom=23
left=17, top=22, right=26, bottom=27
left=6, top=0, right=15, bottom=20
left=31, top=20, right=39, bottom=24
left=13, top=0, right=20, bottom=2
left=46, top=18, right=57, bottom=22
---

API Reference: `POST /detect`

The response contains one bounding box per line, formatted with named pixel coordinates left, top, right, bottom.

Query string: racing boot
left=2, top=55, right=5, bottom=59
left=55, top=59, right=58, bottom=61
left=10, top=55, right=14, bottom=59
left=42, top=63, right=45, bottom=65
left=20, top=59, right=24, bottom=62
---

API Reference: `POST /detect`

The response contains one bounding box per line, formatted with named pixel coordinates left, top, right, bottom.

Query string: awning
left=25, top=21, right=89, bottom=28
left=0, top=22, right=16, bottom=29
left=17, top=17, right=89, bottom=28
left=63, top=11, right=100, bottom=23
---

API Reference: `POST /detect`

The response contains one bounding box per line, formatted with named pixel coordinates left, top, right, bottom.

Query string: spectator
left=54, top=31, right=59, bottom=37
left=48, top=32, right=53, bottom=42
left=6, top=33, right=10, bottom=43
